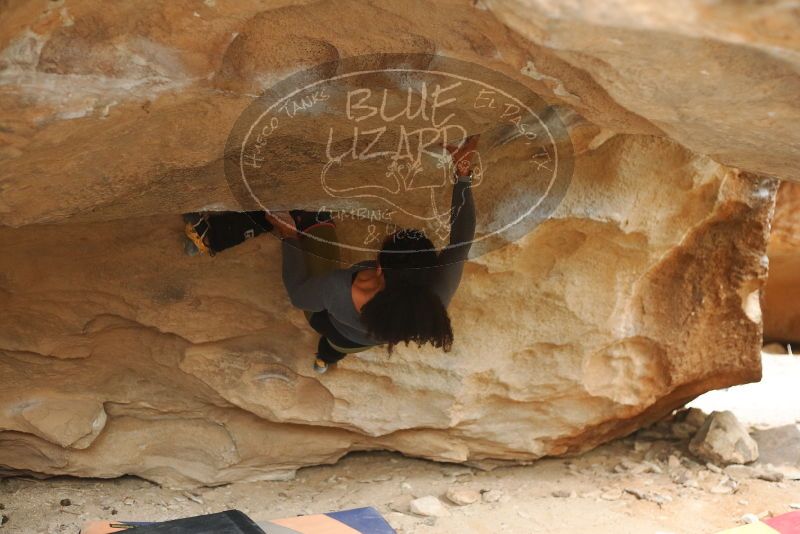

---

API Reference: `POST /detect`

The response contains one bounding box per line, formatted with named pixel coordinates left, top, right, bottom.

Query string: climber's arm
left=445, top=177, right=476, bottom=256
left=281, top=239, right=334, bottom=311
left=431, top=176, right=476, bottom=306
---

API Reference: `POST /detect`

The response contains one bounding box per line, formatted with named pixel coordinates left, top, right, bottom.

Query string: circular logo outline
left=224, top=53, right=574, bottom=258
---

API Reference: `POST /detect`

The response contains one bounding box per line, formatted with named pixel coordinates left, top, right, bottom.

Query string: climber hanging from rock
left=183, top=134, right=479, bottom=373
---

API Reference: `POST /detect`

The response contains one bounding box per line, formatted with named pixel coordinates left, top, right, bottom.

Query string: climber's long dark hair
left=360, top=229, right=454, bottom=353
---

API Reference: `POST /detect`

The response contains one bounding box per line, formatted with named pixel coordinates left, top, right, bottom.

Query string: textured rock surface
left=763, top=182, right=800, bottom=343
left=485, top=0, right=800, bottom=181
left=0, top=0, right=784, bottom=487
left=409, top=496, right=451, bottom=517
left=1, top=0, right=798, bottom=227
left=688, top=411, right=759, bottom=466
left=445, top=487, right=481, bottom=506
left=0, top=135, right=775, bottom=487
left=751, top=425, right=800, bottom=469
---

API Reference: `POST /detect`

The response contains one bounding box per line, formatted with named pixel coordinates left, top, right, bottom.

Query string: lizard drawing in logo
left=318, top=131, right=483, bottom=243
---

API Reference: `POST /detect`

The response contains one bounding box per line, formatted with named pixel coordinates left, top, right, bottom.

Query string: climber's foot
left=183, top=213, right=214, bottom=256
left=313, top=357, right=329, bottom=374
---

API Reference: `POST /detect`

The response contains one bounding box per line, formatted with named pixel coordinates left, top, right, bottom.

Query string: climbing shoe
left=313, top=357, right=329, bottom=374
left=183, top=213, right=214, bottom=256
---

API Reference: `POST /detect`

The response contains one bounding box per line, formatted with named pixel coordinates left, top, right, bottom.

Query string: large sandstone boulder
left=485, top=0, right=800, bottom=181
left=0, top=135, right=775, bottom=487
left=2, top=0, right=799, bottom=227
left=0, top=0, right=785, bottom=487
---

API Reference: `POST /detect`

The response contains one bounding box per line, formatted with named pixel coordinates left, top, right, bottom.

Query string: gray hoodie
left=281, top=179, right=476, bottom=346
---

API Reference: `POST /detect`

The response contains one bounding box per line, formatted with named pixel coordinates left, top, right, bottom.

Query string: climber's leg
left=288, top=210, right=340, bottom=277
left=183, top=211, right=272, bottom=255
left=314, top=338, right=344, bottom=373
left=205, top=211, right=272, bottom=252
left=289, top=211, right=373, bottom=371
left=308, top=310, right=370, bottom=362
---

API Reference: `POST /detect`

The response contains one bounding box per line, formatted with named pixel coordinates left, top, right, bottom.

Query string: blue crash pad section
left=326, top=507, right=396, bottom=534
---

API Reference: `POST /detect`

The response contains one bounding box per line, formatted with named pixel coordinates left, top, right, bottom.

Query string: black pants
left=190, top=211, right=272, bottom=253
left=308, top=310, right=370, bottom=364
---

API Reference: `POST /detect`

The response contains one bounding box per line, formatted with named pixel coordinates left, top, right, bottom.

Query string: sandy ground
left=2, top=354, right=799, bottom=534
